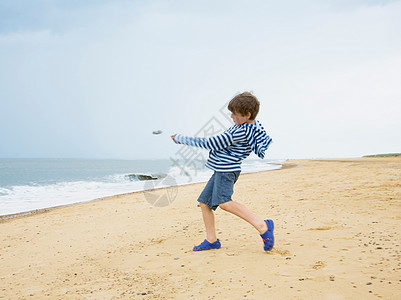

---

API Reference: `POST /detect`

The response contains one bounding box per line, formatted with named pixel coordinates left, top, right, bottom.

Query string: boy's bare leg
left=199, top=202, right=218, bottom=243
left=219, top=201, right=268, bottom=234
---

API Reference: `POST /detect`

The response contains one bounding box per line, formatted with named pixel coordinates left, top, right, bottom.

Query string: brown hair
left=228, top=92, right=260, bottom=120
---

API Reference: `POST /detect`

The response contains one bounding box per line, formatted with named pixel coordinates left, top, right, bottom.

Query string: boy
left=171, top=92, right=274, bottom=252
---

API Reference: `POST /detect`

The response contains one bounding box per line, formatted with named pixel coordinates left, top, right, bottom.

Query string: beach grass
left=363, top=153, right=401, bottom=157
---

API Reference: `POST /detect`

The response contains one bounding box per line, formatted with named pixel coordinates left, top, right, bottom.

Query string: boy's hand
left=171, top=134, right=180, bottom=144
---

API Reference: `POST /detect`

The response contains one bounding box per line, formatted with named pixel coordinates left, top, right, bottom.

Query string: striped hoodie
left=173, top=120, right=272, bottom=172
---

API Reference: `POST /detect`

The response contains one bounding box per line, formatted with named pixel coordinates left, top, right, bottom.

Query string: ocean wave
left=0, top=159, right=283, bottom=217
left=125, top=173, right=167, bottom=181
left=0, top=179, right=149, bottom=216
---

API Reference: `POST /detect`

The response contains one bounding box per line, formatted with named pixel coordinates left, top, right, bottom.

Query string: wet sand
left=1, top=157, right=400, bottom=299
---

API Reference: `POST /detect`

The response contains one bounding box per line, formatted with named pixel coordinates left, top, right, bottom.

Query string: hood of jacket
left=243, top=120, right=272, bottom=159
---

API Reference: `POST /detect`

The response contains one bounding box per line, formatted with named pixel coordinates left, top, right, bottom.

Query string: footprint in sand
left=270, top=248, right=291, bottom=256
left=312, top=260, right=327, bottom=270
left=308, top=226, right=333, bottom=231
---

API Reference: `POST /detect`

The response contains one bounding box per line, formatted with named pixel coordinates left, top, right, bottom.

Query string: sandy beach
left=1, top=157, right=400, bottom=299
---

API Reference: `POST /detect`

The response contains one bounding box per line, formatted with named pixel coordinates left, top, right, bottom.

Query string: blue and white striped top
left=173, top=120, right=272, bottom=172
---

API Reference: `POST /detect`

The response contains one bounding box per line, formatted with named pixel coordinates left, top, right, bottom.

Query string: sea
left=0, top=158, right=283, bottom=217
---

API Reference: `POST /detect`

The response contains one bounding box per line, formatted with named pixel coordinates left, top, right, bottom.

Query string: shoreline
left=0, top=157, right=386, bottom=221
left=1, top=157, right=400, bottom=299
left=0, top=161, right=288, bottom=222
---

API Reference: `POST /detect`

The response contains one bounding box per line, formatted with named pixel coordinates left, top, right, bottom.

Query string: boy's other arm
left=171, top=132, right=233, bottom=151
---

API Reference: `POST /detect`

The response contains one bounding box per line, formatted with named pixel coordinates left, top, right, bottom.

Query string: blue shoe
left=193, top=239, right=221, bottom=251
left=260, top=219, right=274, bottom=251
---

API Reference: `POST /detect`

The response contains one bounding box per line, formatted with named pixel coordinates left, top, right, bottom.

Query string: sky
left=0, top=0, right=400, bottom=160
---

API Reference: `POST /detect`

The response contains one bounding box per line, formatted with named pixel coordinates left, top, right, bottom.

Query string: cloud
left=0, top=0, right=400, bottom=158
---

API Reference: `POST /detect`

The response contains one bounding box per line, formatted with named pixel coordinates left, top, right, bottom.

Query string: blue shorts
left=197, top=171, right=241, bottom=211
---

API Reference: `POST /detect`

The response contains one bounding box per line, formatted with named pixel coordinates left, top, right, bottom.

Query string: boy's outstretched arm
left=170, top=132, right=233, bottom=151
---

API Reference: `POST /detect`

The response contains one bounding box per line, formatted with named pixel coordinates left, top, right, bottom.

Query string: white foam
left=0, top=160, right=283, bottom=216
left=0, top=179, right=148, bottom=216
